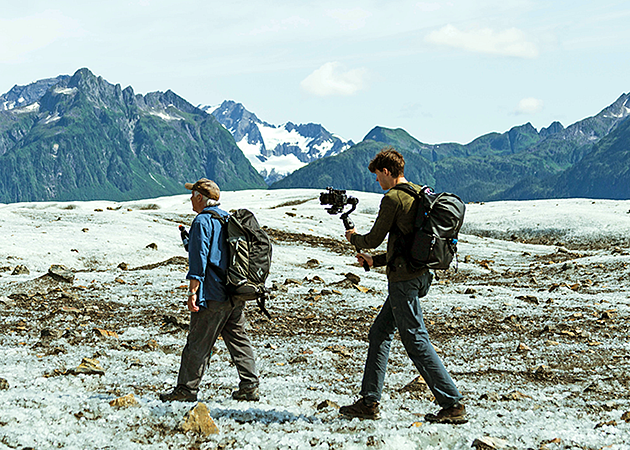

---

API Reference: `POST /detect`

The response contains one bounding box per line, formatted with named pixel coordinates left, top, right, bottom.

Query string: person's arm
left=186, top=218, right=210, bottom=312
left=187, top=279, right=201, bottom=312
left=349, top=195, right=398, bottom=250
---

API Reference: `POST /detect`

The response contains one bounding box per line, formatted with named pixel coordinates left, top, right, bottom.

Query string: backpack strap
left=387, top=184, right=425, bottom=271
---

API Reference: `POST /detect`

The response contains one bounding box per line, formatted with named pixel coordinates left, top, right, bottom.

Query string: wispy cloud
left=300, top=62, right=368, bottom=97
left=425, top=24, right=539, bottom=58
left=515, top=97, right=544, bottom=114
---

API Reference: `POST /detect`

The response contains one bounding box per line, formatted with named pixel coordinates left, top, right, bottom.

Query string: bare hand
left=357, top=253, right=373, bottom=267
left=345, top=228, right=356, bottom=243
left=187, top=293, right=199, bottom=312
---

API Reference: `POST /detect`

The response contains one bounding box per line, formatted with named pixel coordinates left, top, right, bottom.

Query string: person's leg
left=389, top=273, right=463, bottom=409
left=176, top=301, right=231, bottom=394
left=358, top=296, right=397, bottom=403
left=220, top=299, right=259, bottom=388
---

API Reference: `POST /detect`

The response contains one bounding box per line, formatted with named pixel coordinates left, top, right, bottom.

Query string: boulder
left=180, top=402, right=219, bottom=436
left=48, top=265, right=75, bottom=283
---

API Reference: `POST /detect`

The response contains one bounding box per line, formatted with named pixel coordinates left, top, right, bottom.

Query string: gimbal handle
left=340, top=211, right=370, bottom=272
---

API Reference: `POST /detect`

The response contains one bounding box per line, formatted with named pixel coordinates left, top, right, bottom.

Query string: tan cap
left=184, top=178, right=220, bottom=200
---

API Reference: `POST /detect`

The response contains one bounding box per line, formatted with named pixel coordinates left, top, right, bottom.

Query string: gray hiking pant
left=360, top=271, right=463, bottom=408
left=177, top=299, right=259, bottom=394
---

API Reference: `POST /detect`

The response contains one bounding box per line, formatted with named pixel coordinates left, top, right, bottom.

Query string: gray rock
left=48, top=265, right=75, bottom=283
left=11, top=265, right=30, bottom=275
left=0, top=378, right=8, bottom=390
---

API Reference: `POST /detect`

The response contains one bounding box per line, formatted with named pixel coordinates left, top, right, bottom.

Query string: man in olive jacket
left=339, top=148, right=466, bottom=424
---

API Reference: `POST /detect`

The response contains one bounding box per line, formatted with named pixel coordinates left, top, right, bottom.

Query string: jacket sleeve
left=186, top=218, right=211, bottom=282
left=350, top=194, right=398, bottom=250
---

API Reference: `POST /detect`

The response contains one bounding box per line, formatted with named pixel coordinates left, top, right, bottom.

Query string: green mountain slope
left=271, top=93, right=630, bottom=201
left=0, top=68, right=266, bottom=203
left=269, top=139, right=435, bottom=193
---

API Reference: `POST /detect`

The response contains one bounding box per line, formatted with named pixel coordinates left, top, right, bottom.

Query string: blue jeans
left=360, top=272, right=462, bottom=408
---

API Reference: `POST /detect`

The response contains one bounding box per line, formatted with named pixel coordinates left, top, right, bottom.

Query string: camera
left=320, top=187, right=358, bottom=215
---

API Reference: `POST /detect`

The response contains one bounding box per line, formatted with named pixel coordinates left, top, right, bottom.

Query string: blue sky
left=1, top=0, right=629, bottom=144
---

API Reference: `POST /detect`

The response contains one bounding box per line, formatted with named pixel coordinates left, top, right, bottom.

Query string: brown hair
left=368, top=147, right=405, bottom=178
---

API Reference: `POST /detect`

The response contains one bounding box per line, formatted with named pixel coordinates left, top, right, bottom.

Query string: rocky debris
left=0, top=296, right=15, bottom=307
left=146, top=243, right=158, bottom=250
left=11, top=265, right=29, bottom=275
left=93, top=328, right=119, bottom=339
left=48, top=264, right=74, bottom=283
left=289, top=355, right=308, bottom=364
left=317, top=399, right=339, bottom=410
left=325, top=345, right=353, bottom=357
left=464, top=287, right=477, bottom=295
left=532, top=365, right=553, bottom=380
left=472, top=436, right=508, bottom=449
left=73, top=358, right=105, bottom=375
left=595, top=420, right=617, bottom=429
left=306, top=258, right=320, bottom=268
left=284, top=278, right=302, bottom=286
left=516, top=295, right=538, bottom=305
left=180, top=402, right=219, bottom=436
left=0, top=378, right=8, bottom=390
left=501, top=391, right=531, bottom=401
left=516, top=343, right=531, bottom=353
left=40, top=328, right=62, bottom=340
left=479, top=392, right=500, bottom=402
left=344, top=273, right=360, bottom=285
left=109, top=393, right=139, bottom=408
left=621, top=411, right=630, bottom=422
left=163, top=315, right=190, bottom=330
left=131, top=256, right=188, bottom=271
left=400, top=376, right=428, bottom=395
left=117, top=262, right=129, bottom=270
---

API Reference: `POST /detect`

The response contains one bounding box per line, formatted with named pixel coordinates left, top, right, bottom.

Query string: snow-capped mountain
left=0, top=75, right=70, bottom=111
left=201, top=100, right=354, bottom=184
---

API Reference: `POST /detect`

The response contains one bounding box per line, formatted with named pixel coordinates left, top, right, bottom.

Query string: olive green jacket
left=350, top=182, right=428, bottom=282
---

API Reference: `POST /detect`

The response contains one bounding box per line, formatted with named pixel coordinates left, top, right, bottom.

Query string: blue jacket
left=186, top=206, right=230, bottom=307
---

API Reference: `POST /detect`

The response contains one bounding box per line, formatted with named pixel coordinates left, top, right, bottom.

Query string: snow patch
left=52, top=87, right=77, bottom=95
left=13, top=102, right=39, bottom=114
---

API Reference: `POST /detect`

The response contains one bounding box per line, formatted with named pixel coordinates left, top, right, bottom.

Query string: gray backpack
left=206, top=209, right=273, bottom=318
left=392, top=184, right=465, bottom=270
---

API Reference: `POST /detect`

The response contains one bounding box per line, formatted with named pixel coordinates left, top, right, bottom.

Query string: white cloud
left=326, top=8, right=372, bottom=31
left=0, top=10, right=81, bottom=63
left=515, top=97, right=544, bottom=114
left=300, top=62, right=368, bottom=97
left=425, top=24, right=539, bottom=58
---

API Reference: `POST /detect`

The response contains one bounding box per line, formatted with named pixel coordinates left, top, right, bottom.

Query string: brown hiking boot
left=159, top=385, right=197, bottom=402
left=424, top=402, right=467, bottom=424
left=232, top=384, right=260, bottom=401
left=339, top=398, right=380, bottom=420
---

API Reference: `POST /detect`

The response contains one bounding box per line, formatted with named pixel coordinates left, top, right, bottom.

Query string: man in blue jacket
left=160, top=178, right=260, bottom=402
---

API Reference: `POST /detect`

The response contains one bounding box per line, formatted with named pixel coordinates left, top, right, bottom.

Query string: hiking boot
left=232, top=384, right=260, bottom=401
left=339, top=398, right=380, bottom=420
left=424, top=402, right=467, bottom=424
left=159, top=386, right=197, bottom=402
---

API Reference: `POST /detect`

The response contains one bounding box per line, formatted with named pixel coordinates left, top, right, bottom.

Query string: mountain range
left=0, top=69, right=266, bottom=203
left=1, top=68, right=629, bottom=203
left=271, top=94, right=630, bottom=202
left=201, top=101, right=353, bottom=184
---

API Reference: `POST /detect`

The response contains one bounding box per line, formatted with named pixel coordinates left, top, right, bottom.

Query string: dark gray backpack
left=207, top=209, right=273, bottom=318
left=392, top=184, right=465, bottom=270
